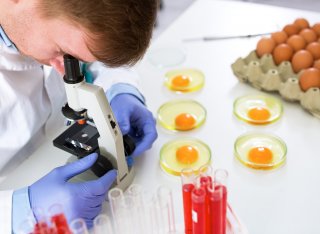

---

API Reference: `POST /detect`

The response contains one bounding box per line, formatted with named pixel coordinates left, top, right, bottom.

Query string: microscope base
left=67, top=155, right=135, bottom=191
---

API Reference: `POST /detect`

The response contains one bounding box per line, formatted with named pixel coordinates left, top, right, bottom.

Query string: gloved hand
left=110, top=93, right=158, bottom=159
left=28, top=153, right=116, bottom=228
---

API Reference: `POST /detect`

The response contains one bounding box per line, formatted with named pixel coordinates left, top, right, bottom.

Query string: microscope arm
left=64, top=81, right=131, bottom=187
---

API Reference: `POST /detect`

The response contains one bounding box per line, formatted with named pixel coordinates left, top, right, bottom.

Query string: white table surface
left=2, top=1, right=320, bottom=233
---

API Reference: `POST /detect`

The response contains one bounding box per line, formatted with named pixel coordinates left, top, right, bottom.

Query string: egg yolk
left=171, top=75, right=191, bottom=88
left=247, top=107, right=271, bottom=122
left=176, top=145, right=199, bottom=164
left=248, top=146, right=273, bottom=165
left=175, top=113, right=196, bottom=130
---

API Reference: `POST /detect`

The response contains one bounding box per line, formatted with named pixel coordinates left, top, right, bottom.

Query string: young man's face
left=3, top=3, right=97, bottom=74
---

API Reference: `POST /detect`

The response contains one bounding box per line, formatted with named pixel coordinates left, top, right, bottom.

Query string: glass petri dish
left=234, top=132, right=287, bottom=170
left=160, top=138, right=211, bottom=176
left=164, top=68, right=205, bottom=92
left=157, top=99, right=206, bottom=131
left=148, top=47, right=186, bottom=68
left=233, top=94, right=283, bottom=125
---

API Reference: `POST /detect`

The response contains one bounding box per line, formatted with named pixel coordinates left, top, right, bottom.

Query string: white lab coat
left=0, top=41, right=142, bottom=233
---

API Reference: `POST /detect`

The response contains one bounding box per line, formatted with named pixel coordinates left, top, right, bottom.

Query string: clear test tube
left=214, top=169, right=228, bottom=234
left=69, top=218, right=89, bottom=234
left=127, top=184, right=145, bottom=234
left=191, top=187, right=207, bottom=234
left=121, top=195, right=139, bottom=234
left=226, top=203, right=248, bottom=234
left=146, top=193, right=161, bottom=234
left=181, top=168, right=196, bottom=234
left=156, top=186, right=176, bottom=233
left=49, top=204, right=71, bottom=234
left=93, top=214, right=114, bottom=234
left=108, top=187, right=124, bottom=233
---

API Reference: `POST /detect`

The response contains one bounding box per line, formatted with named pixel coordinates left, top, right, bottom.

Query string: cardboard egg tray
left=231, top=50, right=320, bottom=119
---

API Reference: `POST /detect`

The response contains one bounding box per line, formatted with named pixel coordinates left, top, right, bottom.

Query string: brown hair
left=38, top=0, right=158, bottom=67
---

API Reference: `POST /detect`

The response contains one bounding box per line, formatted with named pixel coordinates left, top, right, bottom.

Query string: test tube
left=154, top=186, right=176, bottom=233
left=191, top=187, right=206, bottom=234
left=49, top=204, right=71, bottom=234
left=199, top=164, right=213, bottom=234
left=181, top=168, right=195, bottom=234
left=146, top=193, right=162, bottom=234
left=214, top=169, right=228, bottom=234
left=199, top=164, right=213, bottom=189
left=32, top=207, right=51, bottom=234
left=93, top=214, right=114, bottom=234
left=69, top=218, right=89, bottom=234
left=127, top=184, right=145, bottom=234
left=121, top=195, right=140, bottom=234
left=227, top=204, right=247, bottom=234
left=108, top=188, right=124, bottom=233
left=207, top=183, right=224, bottom=234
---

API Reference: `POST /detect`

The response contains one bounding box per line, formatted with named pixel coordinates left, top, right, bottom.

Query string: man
left=0, top=0, right=158, bottom=232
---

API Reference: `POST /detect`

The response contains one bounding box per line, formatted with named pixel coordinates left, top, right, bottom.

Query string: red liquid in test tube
left=33, top=221, right=49, bottom=234
left=181, top=168, right=196, bottom=234
left=216, top=185, right=227, bottom=234
left=200, top=176, right=212, bottom=188
left=51, top=213, right=72, bottom=234
left=200, top=175, right=212, bottom=234
left=183, top=183, right=195, bottom=234
left=192, top=187, right=206, bottom=234
left=199, top=164, right=213, bottom=234
left=208, top=184, right=225, bottom=234
left=214, top=169, right=228, bottom=234
left=49, top=204, right=72, bottom=234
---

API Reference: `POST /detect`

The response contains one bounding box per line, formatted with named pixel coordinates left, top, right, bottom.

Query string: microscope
left=53, top=54, right=135, bottom=190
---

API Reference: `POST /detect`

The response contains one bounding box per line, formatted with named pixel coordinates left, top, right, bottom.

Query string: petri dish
left=157, top=99, right=206, bottom=131
left=164, top=68, right=205, bottom=92
left=160, top=138, right=211, bottom=176
left=148, top=47, right=186, bottom=68
left=233, top=94, right=283, bottom=125
left=234, top=132, right=287, bottom=170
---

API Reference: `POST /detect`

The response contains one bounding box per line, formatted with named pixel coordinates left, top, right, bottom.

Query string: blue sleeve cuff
left=106, top=83, right=145, bottom=104
left=12, top=187, right=35, bottom=233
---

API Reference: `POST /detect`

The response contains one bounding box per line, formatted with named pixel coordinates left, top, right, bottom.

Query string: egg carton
left=231, top=50, right=320, bottom=119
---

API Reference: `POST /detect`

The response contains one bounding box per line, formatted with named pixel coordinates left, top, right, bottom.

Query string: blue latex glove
left=110, top=93, right=158, bottom=159
left=28, top=153, right=116, bottom=228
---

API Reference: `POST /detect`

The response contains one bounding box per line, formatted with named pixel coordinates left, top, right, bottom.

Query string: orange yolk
left=248, top=146, right=273, bottom=164
left=247, top=107, right=271, bottom=122
left=171, top=75, right=191, bottom=88
left=175, top=113, right=196, bottom=130
left=176, top=145, right=199, bottom=164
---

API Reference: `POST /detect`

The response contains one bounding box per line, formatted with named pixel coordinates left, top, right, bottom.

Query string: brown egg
left=299, top=68, right=320, bottom=91
left=306, top=42, right=320, bottom=60
left=291, top=50, right=314, bottom=73
left=272, top=43, right=293, bottom=65
left=312, top=23, right=320, bottom=36
left=293, top=18, right=310, bottom=30
left=299, top=28, right=317, bottom=43
left=271, top=31, right=288, bottom=45
left=283, top=24, right=300, bottom=36
left=256, top=37, right=276, bottom=57
left=287, top=35, right=306, bottom=52
left=313, top=59, right=320, bottom=70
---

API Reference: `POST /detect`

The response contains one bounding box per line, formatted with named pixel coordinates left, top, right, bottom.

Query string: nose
left=49, top=56, right=65, bottom=75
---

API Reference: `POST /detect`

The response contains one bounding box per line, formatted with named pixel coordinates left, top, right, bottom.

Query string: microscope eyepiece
left=63, top=54, right=84, bottom=84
